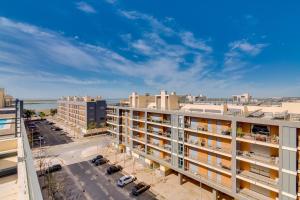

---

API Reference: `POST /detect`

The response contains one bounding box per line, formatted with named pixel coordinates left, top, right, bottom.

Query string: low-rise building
left=0, top=88, right=14, bottom=108
left=107, top=90, right=300, bottom=200
left=232, top=93, right=252, bottom=104
left=57, top=96, right=107, bottom=137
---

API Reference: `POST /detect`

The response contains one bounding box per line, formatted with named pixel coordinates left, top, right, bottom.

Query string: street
left=32, top=120, right=157, bottom=200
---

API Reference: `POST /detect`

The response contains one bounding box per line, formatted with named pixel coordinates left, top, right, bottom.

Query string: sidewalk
left=105, top=150, right=214, bottom=200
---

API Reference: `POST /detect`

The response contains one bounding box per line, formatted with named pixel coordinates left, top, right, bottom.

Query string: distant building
left=185, top=94, right=207, bottom=103
left=232, top=93, right=251, bottom=104
left=0, top=88, right=14, bottom=108
left=57, top=96, right=107, bottom=137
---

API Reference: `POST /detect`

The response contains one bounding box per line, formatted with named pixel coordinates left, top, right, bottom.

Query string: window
left=178, top=158, right=183, bottom=169
left=178, top=130, right=184, bottom=141
left=178, top=144, right=183, bottom=155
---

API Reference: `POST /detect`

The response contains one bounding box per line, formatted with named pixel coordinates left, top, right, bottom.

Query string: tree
left=87, top=122, right=96, bottom=130
left=24, top=109, right=36, bottom=120
left=50, top=109, right=57, bottom=116
left=39, top=112, right=46, bottom=119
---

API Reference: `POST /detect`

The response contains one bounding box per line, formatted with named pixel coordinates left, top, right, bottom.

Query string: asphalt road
left=33, top=119, right=157, bottom=200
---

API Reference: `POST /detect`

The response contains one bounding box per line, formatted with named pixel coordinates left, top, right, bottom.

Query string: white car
left=117, top=175, right=136, bottom=187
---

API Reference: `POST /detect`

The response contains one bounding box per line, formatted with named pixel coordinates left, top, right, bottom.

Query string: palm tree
left=39, top=112, right=46, bottom=119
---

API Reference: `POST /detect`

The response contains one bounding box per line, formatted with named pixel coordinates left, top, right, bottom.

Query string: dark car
left=95, top=158, right=109, bottom=166
left=131, top=182, right=150, bottom=196
left=91, top=155, right=104, bottom=163
left=106, top=165, right=122, bottom=174
left=54, top=127, right=62, bottom=131
left=45, top=164, right=62, bottom=174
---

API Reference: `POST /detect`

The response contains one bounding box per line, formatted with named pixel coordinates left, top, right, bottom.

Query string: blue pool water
left=0, top=119, right=8, bottom=129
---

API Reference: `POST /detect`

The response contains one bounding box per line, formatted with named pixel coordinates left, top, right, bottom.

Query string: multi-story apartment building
left=0, top=88, right=14, bottom=108
left=57, top=96, right=107, bottom=137
left=107, top=90, right=300, bottom=200
left=0, top=100, right=42, bottom=199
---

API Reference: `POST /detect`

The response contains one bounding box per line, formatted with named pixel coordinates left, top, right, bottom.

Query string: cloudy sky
left=0, top=0, right=299, bottom=99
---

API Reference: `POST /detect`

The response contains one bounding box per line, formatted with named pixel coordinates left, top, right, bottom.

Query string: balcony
left=185, top=138, right=232, bottom=157
left=236, top=132, right=279, bottom=148
left=147, top=141, right=172, bottom=153
left=132, top=115, right=145, bottom=121
left=107, top=110, right=117, bottom=115
left=238, top=188, right=276, bottom=200
left=185, top=125, right=232, bottom=139
left=132, top=135, right=145, bottom=143
left=185, top=166, right=231, bottom=189
left=147, top=149, right=171, bottom=164
left=147, top=118, right=171, bottom=127
left=107, top=119, right=119, bottom=125
left=133, top=145, right=145, bottom=153
left=237, top=150, right=279, bottom=170
left=237, top=170, right=279, bottom=192
left=186, top=154, right=231, bottom=175
left=132, top=125, right=145, bottom=132
left=147, top=128, right=171, bottom=140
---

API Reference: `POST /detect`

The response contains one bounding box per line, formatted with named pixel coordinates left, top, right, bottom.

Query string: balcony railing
left=237, top=132, right=279, bottom=145
left=132, top=125, right=145, bottom=132
left=107, top=119, right=118, bottom=124
left=185, top=138, right=232, bottom=155
left=107, top=110, right=117, bottom=115
left=237, top=150, right=279, bottom=167
left=185, top=124, right=232, bottom=137
left=147, top=150, right=171, bottom=164
left=147, top=129, right=171, bottom=139
left=186, top=154, right=231, bottom=173
left=147, top=141, right=172, bottom=152
left=185, top=167, right=231, bottom=189
left=132, top=115, right=145, bottom=121
left=132, top=135, right=145, bottom=142
left=147, top=118, right=171, bottom=126
left=237, top=170, right=279, bottom=189
left=238, top=188, right=275, bottom=200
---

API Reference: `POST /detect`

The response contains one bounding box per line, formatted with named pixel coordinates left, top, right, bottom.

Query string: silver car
left=117, top=175, right=136, bottom=187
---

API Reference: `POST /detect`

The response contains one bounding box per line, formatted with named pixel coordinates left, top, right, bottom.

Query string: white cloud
left=105, top=0, right=117, bottom=4
left=223, top=39, right=268, bottom=73
left=76, top=2, right=96, bottom=14
left=229, top=39, right=268, bottom=56
left=180, top=31, right=212, bottom=52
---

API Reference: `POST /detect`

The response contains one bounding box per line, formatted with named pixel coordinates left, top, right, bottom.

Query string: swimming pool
left=0, top=119, right=8, bottom=129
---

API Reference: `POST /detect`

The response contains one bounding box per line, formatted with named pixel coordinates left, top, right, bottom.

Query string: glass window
left=178, top=158, right=183, bottom=169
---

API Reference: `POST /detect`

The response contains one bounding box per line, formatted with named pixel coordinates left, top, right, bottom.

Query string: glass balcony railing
left=185, top=124, right=232, bottom=137
left=237, top=132, right=279, bottom=145
left=236, top=150, right=279, bottom=167
left=147, top=129, right=171, bottom=139
left=237, top=170, right=279, bottom=189
left=147, top=118, right=171, bottom=126
left=186, top=154, right=231, bottom=173
left=185, top=138, right=232, bottom=155
left=147, top=141, right=172, bottom=152
left=185, top=166, right=231, bottom=189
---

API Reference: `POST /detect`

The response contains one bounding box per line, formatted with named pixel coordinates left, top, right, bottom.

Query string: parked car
left=131, top=182, right=150, bottom=196
left=117, top=175, right=136, bottom=187
left=45, top=164, right=62, bottom=174
left=95, top=158, right=109, bottom=166
left=91, top=155, right=104, bottom=163
left=106, top=165, right=122, bottom=174
left=54, top=127, right=62, bottom=131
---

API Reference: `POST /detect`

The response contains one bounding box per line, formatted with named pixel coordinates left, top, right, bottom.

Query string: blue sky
left=0, top=0, right=299, bottom=98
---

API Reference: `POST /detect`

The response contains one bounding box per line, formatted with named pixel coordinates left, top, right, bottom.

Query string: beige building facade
left=107, top=90, right=300, bottom=200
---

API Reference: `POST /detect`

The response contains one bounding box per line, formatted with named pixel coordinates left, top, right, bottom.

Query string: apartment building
left=0, top=88, right=14, bottom=108
left=57, top=96, right=107, bottom=137
left=0, top=100, right=42, bottom=199
left=107, top=90, right=300, bottom=200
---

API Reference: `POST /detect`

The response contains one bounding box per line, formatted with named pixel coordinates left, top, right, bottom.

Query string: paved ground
left=32, top=120, right=157, bottom=200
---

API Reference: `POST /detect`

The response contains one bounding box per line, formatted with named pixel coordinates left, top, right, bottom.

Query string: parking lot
left=30, top=119, right=157, bottom=200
